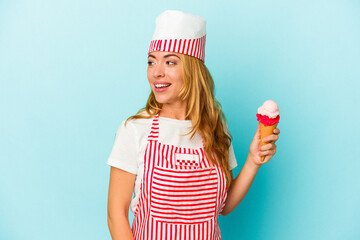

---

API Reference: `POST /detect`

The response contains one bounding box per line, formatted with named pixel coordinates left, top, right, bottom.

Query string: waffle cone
left=260, top=122, right=278, bottom=162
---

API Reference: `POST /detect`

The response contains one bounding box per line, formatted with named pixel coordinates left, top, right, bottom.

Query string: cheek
left=147, top=70, right=152, bottom=83
left=175, top=77, right=184, bottom=90
left=169, top=70, right=183, bottom=84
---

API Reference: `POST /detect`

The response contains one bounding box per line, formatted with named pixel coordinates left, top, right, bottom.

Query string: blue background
left=1, top=0, right=359, bottom=239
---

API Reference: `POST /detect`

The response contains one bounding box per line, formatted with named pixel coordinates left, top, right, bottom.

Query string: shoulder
left=119, top=110, right=155, bottom=136
left=221, top=117, right=231, bottom=135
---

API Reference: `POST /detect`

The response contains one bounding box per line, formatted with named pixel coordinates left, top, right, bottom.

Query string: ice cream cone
left=256, top=100, right=280, bottom=162
left=260, top=122, right=278, bottom=162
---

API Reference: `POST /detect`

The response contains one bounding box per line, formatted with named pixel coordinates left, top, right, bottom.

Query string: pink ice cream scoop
left=256, top=100, right=280, bottom=126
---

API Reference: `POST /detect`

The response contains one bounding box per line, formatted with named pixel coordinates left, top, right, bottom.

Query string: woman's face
left=147, top=51, right=184, bottom=105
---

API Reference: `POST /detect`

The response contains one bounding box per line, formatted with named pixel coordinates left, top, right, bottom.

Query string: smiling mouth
left=155, top=83, right=171, bottom=89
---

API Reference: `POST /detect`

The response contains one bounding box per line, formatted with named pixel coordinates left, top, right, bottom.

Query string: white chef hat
left=148, top=10, right=207, bottom=62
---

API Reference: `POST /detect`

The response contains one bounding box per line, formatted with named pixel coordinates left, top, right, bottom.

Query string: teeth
left=155, top=83, right=171, bottom=88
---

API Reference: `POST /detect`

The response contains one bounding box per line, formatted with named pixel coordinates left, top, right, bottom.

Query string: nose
left=153, top=63, right=165, bottom=78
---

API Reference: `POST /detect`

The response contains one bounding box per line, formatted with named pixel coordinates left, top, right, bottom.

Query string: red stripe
left=150, top=215, right=153, bottom=239
left=174, top=224, right=177, bottom=239
left=152, top=199, right=216, bottom=207
left=203, top=35, right=207, bottom=60
left=155, top=166, right=215, bottom=174
left=195, top=38, right=200, bottom=58
left=190, top=39, right=195, bottom=57
left=170, top=224, right=172, bottom=240
left=160, top=222, right=163, bottom=240
left=202, top=222, right=205, bottom=239
left=163, top=40, right=167, bottom=51
left=152, top=190, right=216, bottom=198
left=158, top=40, right=162, bottom=51
left=197, top=37, right=201, bottom=59
left=173, top=39, right=177, bottom=52
left=165, top=146, right=169, bottom=166
left=153, top=170, right=216, bottom=179
left=151, top=204, right=215, bottom=213
left=177, top=39, right=182, bottom=52
left=201, top=36, right=205, bottom=60
left=186, top=39, right=191, bottom=55
left=194, top=38, right=199, bottom=59
left=149, top=40, right=152, bottom=51
left=149, top=40, right=153, bottom=52
left=200, top=36, right=204, bottom=60
left=155, top=220, right=158, bottom=239
left=152, top=185, right=217, bottom=193
left=182, top=39, right=187, bottom=54
left=153, top=212, right=214, bottom=222
left=152, top=194, right=216, bottom=202
left=167, top=39, right=172, bottom=52
left=150, top=40, right=154, bottom=52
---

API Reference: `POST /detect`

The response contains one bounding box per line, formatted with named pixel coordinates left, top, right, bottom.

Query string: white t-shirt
left=107, top=113, right=238, bottom=213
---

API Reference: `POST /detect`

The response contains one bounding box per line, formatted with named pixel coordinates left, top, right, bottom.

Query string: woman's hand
left=248, top=122, right=280, bottom=166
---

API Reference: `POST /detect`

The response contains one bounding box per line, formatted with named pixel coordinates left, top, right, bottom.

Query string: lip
left=153, top=81, right=171, bottom=93
left=154, top=81, right=171, bottom=85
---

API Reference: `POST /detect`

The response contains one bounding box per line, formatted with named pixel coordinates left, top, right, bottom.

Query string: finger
left=259, top=153, right=269, bottom=164
left=260, top=143, right=273, bottom=151
left=273, top=128, right=280, bottom=135
left=263, top=134, right=279, bottom=143
left=259, top=150, right=271, bottom=156
left=260, top=148, right=277, bottom=156
left=265, top=142, right=277, bottom=150
left=262, top=155, right=271, bottom=164
left=254, top=123, right=261, bottom=141
left=263, top=151, right=276, bottom=162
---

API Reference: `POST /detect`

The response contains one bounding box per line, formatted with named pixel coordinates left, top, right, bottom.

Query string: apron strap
left=147, top=113, right=160, bottom=141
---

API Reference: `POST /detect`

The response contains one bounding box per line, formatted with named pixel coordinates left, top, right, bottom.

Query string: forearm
left=108, top=215, right=134, bottom=240
left=221, top=153, right=261, bottom=215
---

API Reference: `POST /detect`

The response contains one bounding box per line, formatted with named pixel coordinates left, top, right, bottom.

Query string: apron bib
left=132, top=113, right=228, bottom=240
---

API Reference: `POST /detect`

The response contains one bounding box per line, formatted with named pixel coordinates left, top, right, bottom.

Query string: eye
left=147, top=61, right=154, bottom=66
left=166, top=61, right=176, bottom=65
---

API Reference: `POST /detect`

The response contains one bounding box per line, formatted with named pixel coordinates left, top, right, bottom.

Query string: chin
left=155, top=95, right=176, bottom=105
left=155, top=98, right=169, bottom=104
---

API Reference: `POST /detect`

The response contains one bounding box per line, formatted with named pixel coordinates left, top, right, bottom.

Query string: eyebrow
left=148, top=54, right=180, bottom=59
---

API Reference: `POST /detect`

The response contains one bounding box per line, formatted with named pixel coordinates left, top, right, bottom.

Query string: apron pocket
left=150, top=166, right=218, bottom=224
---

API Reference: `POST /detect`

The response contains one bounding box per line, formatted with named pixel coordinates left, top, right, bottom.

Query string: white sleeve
left=228, top=142, right=237, bottom=170
left=223, top=118, right=237, bottom=170
left=107, top=120, right=138, bottom=174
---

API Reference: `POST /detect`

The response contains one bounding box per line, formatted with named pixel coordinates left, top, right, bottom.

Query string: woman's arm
left=221, top=155, right=260, bottom=215
left=107, top=167, right=136, bottom=240
left=221, top=122, right=280, bottom=215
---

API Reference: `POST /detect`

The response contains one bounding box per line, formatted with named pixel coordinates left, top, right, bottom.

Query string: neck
left=159, top=101, right=188, bottom=120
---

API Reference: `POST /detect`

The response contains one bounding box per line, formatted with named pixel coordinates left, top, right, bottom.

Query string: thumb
left=253, top=122, right=261, bottom=142
left=253, top=123, right=261, bottom=145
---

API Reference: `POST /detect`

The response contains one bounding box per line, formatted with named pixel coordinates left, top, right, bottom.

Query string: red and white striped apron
left=132, top=113, right=228, bottom=240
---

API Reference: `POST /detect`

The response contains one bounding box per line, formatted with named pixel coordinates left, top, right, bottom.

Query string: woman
left=107, top=10, right=280, bottom=240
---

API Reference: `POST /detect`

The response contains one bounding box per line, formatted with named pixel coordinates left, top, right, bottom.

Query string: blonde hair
left=126, top=53, right=232, bottom=188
